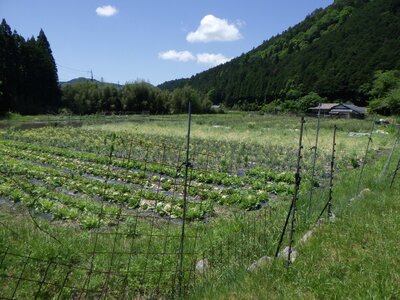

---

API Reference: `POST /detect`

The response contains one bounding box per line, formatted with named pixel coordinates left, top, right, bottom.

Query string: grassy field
left=0, top=113, right=398, bottom=298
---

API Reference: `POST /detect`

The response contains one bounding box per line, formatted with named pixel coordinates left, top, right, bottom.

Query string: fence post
left=178, top=101, right=192, bottom=298
left=275, top=116, right=305, bottom=267
left=390, top=157, right=400, bottom=188
left=327, top=125, right=337, bottom=217
left=356, top=117, right=376, bottom=195
left=317, top=125, right=337, bottom=221
left=379, top=131, right=399, bottom=181
left=286, top=116, right=305, bottom=267
left=307, top=103, right=321, bottom=219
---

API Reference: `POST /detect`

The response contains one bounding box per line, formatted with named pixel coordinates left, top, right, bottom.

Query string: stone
left=247, top=255, right=273, bottom=272
left=278, top=246, right=298, bottom=263
left=299, top=230, right=313, bottom=244
left=329, top=213, right=337, bottom=223
left=361, top=188, right=371, bottom=195
left=195, top=258, right=210, bottom=274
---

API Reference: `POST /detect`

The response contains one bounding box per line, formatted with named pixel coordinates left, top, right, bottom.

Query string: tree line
left=61, top=81, right=213, bottom=115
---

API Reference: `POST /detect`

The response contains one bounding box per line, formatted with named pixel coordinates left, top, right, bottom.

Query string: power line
left=56, top=63, right=91, bottom=74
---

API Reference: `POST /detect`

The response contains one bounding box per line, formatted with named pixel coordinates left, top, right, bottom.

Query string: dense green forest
left=60, top=81, right=212, bottom=114
left=0, top=19, right=60, bottom=114
left=160, top=0, right=400, bottom=114
left=1, top=0, right=400, bottom=116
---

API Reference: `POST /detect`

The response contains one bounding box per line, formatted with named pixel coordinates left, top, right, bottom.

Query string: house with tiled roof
left=308, top=103, right=366, bottom=119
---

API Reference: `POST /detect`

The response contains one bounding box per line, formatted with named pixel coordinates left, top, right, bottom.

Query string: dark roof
left=309, top=103, right=338, bottom=110
left=341, top=103, right=366, bottom=114
left=309, top=103, right=366, bottom=114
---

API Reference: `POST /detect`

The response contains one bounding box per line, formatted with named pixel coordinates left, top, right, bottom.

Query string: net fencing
left=0, top=114, right=397, bottom=299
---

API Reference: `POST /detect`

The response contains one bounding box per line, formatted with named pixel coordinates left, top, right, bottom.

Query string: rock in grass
left=299, top=230, right=314, bottom=244
left=247, top=230, right=314, bottom=272
left=361, top=188, right=371, bottom=195
left=247, top=255, right=273, bottom=272
left=278, top=246, right=298, bottom=263
left=350, top=188, right=371, bottom=202
left=329, top=213, right=337, bottom=223
left=196, top=258, right=210, bottom=274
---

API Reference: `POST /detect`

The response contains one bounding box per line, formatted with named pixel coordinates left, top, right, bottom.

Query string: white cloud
left=158, top=50, right=195, bottom=62
left=196, top=53, right=232, bottom=66
left=158, top=50, right=232, bottom=66
left=186, top=15, right=242, bottom=43
left=96, top=5, right=118, bottom=17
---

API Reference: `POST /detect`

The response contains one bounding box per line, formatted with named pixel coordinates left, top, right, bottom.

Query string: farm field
left=0, top=113, right=398, bottom=298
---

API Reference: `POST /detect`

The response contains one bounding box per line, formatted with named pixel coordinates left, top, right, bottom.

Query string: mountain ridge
left=60, top=77, right=122, bottom=88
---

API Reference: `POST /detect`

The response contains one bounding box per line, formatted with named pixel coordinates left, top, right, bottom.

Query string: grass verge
left=192, top=154, right=400, bottom=299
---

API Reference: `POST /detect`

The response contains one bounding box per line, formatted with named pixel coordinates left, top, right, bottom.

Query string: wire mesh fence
left=0, top=111, right=398, bottom=299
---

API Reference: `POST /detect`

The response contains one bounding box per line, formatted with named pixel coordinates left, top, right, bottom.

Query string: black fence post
left=390, top=157, right=400, bottom=188
left=307, top=103, right=321, bottom=219
left=327, top=125, right=337, bottom=218
left=178, top=101, right=192, bottom=298
left=275, top=117, right=305, bottom=267
left=356, top=117, right=376, bottom=195
left=286, top=117, right=305, bottom=267
left=316, top=125, right=337, bottom=221
left=379, top=131, right=399, bottom=181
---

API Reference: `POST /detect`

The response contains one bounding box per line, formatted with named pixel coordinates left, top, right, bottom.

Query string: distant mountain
left=60, top=77, right=122, bottom=88
left=159, top=0, right=400, bottom=107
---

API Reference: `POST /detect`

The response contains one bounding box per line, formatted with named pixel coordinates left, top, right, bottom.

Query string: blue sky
left=1, top=0, right=333, bottom=85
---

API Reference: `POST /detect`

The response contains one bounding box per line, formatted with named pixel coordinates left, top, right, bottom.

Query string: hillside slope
left=160, top=0, right=400, bottom=107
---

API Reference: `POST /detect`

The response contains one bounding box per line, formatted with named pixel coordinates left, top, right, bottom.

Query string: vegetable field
left=0, top=113, right=398, bottom=298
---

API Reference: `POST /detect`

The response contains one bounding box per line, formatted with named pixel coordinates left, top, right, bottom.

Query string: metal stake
left=379, top=132, right=399, bottom=181
left=327, top=125, right=337, bottom=217
left=390, top=157, right=400, bottom=188
left=307, top=103, right=321, bottom=218
left=316, top=125, right=337, bottom=221
left=356, top=117, right=376, bottom=195
left=178, top=101, right=192, bottom=298
left=275, top=117, right=305, bottom=268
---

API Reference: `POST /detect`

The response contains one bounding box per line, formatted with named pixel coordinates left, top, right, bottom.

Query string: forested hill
left=159, top=0, right=400, bottom=107
left=60, top=77, right=122, bottom=88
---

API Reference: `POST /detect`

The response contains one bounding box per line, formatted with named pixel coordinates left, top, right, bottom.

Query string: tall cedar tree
left=0, top=19, right=19, bottom=113
left=0, top=19, right=61, bottom=115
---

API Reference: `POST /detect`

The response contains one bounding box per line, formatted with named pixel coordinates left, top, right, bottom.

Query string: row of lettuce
left=0, top=131, right=295, bottom=229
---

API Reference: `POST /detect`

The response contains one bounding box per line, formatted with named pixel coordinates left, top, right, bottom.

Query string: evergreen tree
left=0, top=20, right=61, bottom=114
left=36, top=29, right=61, bottom=110
left=0, top=19, right=20, bottom=114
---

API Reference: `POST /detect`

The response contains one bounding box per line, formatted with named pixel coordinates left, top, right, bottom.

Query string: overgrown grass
left=192, top=150, right=400, bottom=299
